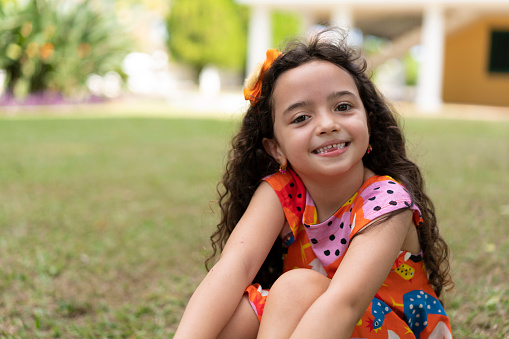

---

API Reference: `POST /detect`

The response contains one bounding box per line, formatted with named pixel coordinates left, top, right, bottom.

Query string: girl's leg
left=217, top=294, right=259, bottom=339
left=257, top=269, right=330, bottom=339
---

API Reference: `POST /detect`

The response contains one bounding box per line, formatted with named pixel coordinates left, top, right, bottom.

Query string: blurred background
left=0, top=0, right=508, bottom=338
left=1, top=0, right=509, bottom=116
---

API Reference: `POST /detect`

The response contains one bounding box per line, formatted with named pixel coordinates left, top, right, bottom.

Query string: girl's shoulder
left=351, top=175, right=423, bottom=233
left=262, top=170, right=306, bottom=229
left=263, top=169, right=306, bottom=246
left=263, top=169, right=305, bottom=196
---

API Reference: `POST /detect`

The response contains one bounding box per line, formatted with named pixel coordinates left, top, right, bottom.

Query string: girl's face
left=264, top=60, right=369, bottom=181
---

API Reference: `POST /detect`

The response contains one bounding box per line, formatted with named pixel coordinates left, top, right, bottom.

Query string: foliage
left=272, top=11, right=302, bottom=49
left=166, top=2, right=303, bottom=72
left=363, top=34, right=390, bottom=55
left=0, top=112, right=508, bottom=337
left=402, top=51, right=419, bottom=86
left=0, top=0, right=133, bottom=99
left=166, top=0, right=248, bottom=72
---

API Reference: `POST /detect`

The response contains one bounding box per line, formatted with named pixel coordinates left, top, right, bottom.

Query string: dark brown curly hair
left=206, top=28, right=452, bottom=297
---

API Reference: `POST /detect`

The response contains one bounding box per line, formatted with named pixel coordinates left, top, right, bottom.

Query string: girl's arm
left=174, top=181, right=285, bottom=339
left=290, top=210, right=414, bottom=339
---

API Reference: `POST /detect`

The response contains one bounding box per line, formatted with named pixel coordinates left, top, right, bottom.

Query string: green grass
left=403, top=118, right=509, bottom=338
left=0, top=115, right=508, bottom=338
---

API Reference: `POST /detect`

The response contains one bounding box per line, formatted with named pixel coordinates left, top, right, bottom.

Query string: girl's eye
left=336, top=103, right=351, bottom=111
left=292, top=115, right=309, bottom=124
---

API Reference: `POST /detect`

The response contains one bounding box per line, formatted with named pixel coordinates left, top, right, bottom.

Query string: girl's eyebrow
left=283, top=100, right=312, bottom=116
left=327, top=90, right=356, bottom=101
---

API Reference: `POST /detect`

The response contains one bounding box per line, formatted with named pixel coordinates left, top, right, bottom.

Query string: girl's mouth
left=313, top=142, right=348, bottom=154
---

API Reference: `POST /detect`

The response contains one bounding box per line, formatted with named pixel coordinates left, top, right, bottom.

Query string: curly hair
left=206, top=28, right=453, bottom=297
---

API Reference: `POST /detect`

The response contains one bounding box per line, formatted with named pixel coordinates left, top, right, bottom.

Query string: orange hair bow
left=244, top=49, right=282, bottom=106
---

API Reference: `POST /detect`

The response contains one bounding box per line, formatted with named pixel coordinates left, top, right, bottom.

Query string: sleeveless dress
left=245, top=169, right=452, bottom=339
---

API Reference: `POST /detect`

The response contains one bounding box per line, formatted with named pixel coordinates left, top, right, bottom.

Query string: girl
left=175, top=29, right=453, bottom=339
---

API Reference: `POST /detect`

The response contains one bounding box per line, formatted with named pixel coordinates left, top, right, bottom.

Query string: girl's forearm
left=174, top=259, right=250, bottom=339
left=289, top=291, right=361, bottom=339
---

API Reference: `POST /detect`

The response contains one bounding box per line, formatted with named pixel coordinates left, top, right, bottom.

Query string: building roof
left=237, top=0, right=509, bottom=6
left=237, top=0, right=509, bottom=39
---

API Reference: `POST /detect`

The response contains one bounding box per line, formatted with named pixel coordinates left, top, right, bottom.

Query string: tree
left=0, top=0, right=133, bottom=99
left=166, top=0, right=248, bottom=72
left=272, top=10, right=301, bottom=49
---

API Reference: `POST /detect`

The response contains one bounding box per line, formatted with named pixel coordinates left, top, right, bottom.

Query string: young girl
left=174, top=29, right=453, bottom=339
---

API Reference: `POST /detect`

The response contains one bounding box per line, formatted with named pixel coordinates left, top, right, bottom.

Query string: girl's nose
left=316, top=111, right=340, bottom=135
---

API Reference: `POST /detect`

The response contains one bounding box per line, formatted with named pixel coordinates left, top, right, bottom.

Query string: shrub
left=0, top=0, right=133, bottom=100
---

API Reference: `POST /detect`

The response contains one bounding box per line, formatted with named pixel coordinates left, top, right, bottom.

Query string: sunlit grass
left=404, top=118, right=509, bottom=338
left=0, top=115, right=507, bottom=337
left=0, top=117, right=235, bottom=337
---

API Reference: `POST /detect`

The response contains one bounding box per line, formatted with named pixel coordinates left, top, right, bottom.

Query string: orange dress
left=245, top=170, right=452, bottom=339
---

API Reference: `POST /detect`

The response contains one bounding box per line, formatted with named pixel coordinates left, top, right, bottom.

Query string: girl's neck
left=300, top=163, right=374, bottom=223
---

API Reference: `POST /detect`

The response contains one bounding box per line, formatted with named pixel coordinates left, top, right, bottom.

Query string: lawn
left=0, top=114, right=508, bottom=338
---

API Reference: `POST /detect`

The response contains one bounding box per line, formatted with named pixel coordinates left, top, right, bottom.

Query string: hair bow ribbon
left=243, top=49, right=282, bottom=106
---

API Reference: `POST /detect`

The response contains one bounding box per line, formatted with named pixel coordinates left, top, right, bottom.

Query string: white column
left=300, top=9, right=315, bottom=35
left=331, top=5, right=353, bottom=32
left=330, top=5, right=361, bottom=47
left=416, top=4, right=445, bottom=113
left=247, top=5, right=272, bottom=75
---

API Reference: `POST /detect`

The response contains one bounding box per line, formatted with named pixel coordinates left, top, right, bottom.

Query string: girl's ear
left=262, top=137, right=287, bottom=167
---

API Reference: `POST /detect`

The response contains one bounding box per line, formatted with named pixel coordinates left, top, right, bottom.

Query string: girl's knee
left=270, top=269, right=330, bottom=299
left=258, top=269, right=330, bottom=336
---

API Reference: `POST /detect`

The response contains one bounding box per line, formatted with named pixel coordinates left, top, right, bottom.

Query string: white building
left=236, top=0, right=509, bottom=111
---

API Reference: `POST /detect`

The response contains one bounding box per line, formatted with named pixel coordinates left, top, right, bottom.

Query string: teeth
left=315, top=143, right=346, bottom=154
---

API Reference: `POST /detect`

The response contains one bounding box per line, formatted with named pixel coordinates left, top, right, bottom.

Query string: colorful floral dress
left=245, top=170, right=452, bottom=339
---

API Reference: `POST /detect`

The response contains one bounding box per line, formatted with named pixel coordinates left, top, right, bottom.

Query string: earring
left=367, top=144, right=373, bottom=154
left=279, top=164, right=287, bottom=174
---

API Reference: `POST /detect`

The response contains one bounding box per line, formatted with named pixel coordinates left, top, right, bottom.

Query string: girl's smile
left=313, top=140, right=348, bottom=156
left=264, top=60, right=369, bottom=183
